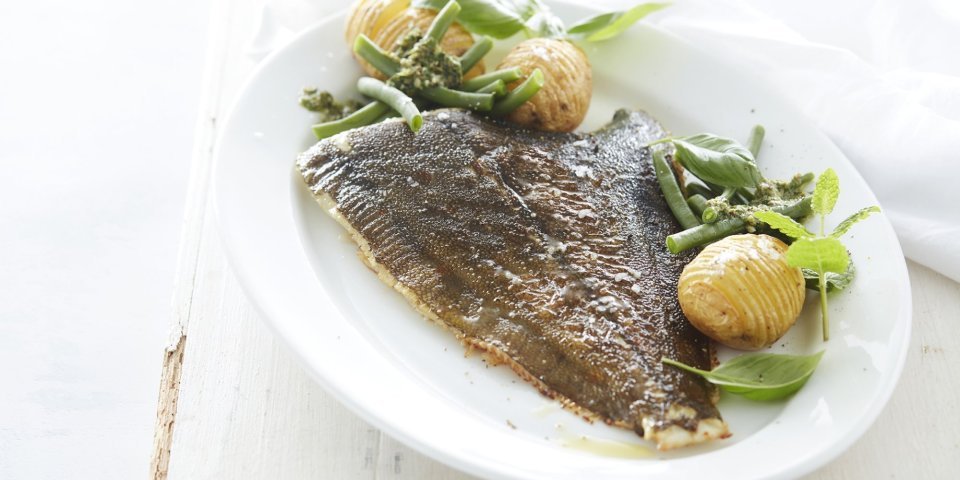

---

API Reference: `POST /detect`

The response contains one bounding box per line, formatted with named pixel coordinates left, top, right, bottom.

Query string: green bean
left=420, top=87, right=494, bottom=111
left=703, top=180, right=728, bottom=196
left=412, top=97, right=434, bottom=111
left=702, top=187, right=737, bottom=223
left=666, top=218, right=743, bottom=254
left=353, top=34, right=400, bottom=77
left=687, top=194, right=708, bottom=217
left=701, top=207, right=719, bottom=224
left=780, top=196, right=812, bottom=218
left=311, top=101, right=390, bottom=139
left=490, top=68, right=544, bottom=117
left=730, top=126, right=766, bottom=203
left=475, top=79, right=506, bottom=97
left=666, top=197, right=812, bottom=253
left=461, top=67, right=524, bottom=91
left=653, top=150, right=701, bottom=230
left=373, top=109, right=401, bottom=123
left=686, top=182, right=718, bottom=199
left=720, top=186, right=737, bottom=201
left=459, top=36, right=492, bottom=72
left=731, top=124, right=766, bottom=204
left=357, top=77, right=422, bottom=132
left=747, top=124, right=765, bottom=157
left=425, top=1, right=461, bottom=41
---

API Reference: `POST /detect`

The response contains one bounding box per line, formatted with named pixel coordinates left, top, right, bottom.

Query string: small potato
left=345, top=1, right=484, bottom=80
left=345, top=0, right=409, bottom=48
left=497, top=38, right=592, bottom=132
left=678, top=234, right=805, bottom=350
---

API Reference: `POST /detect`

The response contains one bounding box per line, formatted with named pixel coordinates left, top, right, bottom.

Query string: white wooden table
left=0, top=1, right=209, bottom=478
left=152, top=0, right=960, bottom=478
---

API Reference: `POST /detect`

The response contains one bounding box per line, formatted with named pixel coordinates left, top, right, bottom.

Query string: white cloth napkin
left=249, top=0, right=960, bottom=282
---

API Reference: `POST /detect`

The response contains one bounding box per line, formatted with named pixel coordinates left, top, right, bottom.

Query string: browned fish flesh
left=298, top=109, right=729, bottom=449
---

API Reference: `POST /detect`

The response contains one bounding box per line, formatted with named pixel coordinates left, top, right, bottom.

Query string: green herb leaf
left=785, top=236, right=850, bottom=274
left=670, top=134, right=761, bottom=188
left=524, top=6, right=566, bottom=38
left=567, top=3, right=670, bottom=42
left=831, top=206, right=880, bottom=238
left=413, top=0, right=541, bottom=39
left=662, top=351, right=824, bottom=401
left=413, top=0, right=566, bottom=39
left=784, top=169, right=875, bottom=342
left=803, top=259, right=855, bottom=292
left=753, top=210, right=813, bottom=239
left=812, top=168, right=840, bottom=216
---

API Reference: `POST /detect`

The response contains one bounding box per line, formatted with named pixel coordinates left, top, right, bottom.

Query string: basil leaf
left=524, top=5, right=566, bottom=38
left=754, top=210, right=813, bottom=239
left=803, top=259, right=855, bottom=292
left=413, top=0, right=548, bottom=39
left=831, top=205, right=880, bottom=238
left=566, top=11, right=616, bottom=36
left=671, top=134, right=761, bottom=188
left=812, top=168, right=840, bottom=216
left=663, top=351, right=824, bottom=401
left=567, top=3, right=669, bottom=42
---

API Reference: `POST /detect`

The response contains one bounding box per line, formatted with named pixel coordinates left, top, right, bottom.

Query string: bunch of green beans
left=311, top=1, right=545, bottom=140
left=653, top=125, right=815, bottom=253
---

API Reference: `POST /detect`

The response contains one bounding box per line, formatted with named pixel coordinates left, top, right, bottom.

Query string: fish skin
left=298, top=109, right=729, bottom=449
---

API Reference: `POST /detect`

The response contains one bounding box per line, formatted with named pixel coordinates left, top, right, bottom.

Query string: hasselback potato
left=496, top=38, right=592, bottom=132
left=345, top=0, right=484, bottom=79
left=678, top=234, right=806, bottom=350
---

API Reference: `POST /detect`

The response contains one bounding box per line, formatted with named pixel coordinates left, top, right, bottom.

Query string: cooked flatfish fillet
left=298, top=109, right=729, bottom=449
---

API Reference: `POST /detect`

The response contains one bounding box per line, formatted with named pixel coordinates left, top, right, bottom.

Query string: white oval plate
left=213, top=2, right=911, bottom=478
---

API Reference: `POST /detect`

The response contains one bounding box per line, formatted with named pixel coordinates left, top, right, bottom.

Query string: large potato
left=497, top=38, right=592, bottom=132
left=678, top=234, right=806, bottom=350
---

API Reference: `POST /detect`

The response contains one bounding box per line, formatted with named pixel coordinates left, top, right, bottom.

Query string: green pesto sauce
left=705, top=173, right=811, bottom=230
left=298, top=87, right=363, bottom=121
left=387, top=31, right=461, bottom=95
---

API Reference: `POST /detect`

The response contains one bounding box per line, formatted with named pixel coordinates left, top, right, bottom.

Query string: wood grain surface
left=153, top=0, right=960, bottom=478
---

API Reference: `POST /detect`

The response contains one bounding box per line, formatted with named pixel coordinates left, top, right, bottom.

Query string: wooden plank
left=166, top=232, right=381, bottom=478
left=376, top=435, right=476, bottom=479
left=155, top=0, right=395, bottom=477
left=150, top=0, right=255, bottom=476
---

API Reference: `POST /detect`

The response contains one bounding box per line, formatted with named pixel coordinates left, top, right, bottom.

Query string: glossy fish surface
left=298, top=109, right=729, bottom=449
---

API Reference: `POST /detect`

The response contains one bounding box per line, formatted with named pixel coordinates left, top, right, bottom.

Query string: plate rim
left=211, top=2, right=913, bottom=478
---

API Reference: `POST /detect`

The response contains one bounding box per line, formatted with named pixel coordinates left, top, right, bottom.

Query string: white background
left=0, top=1, right=209, bottom=478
